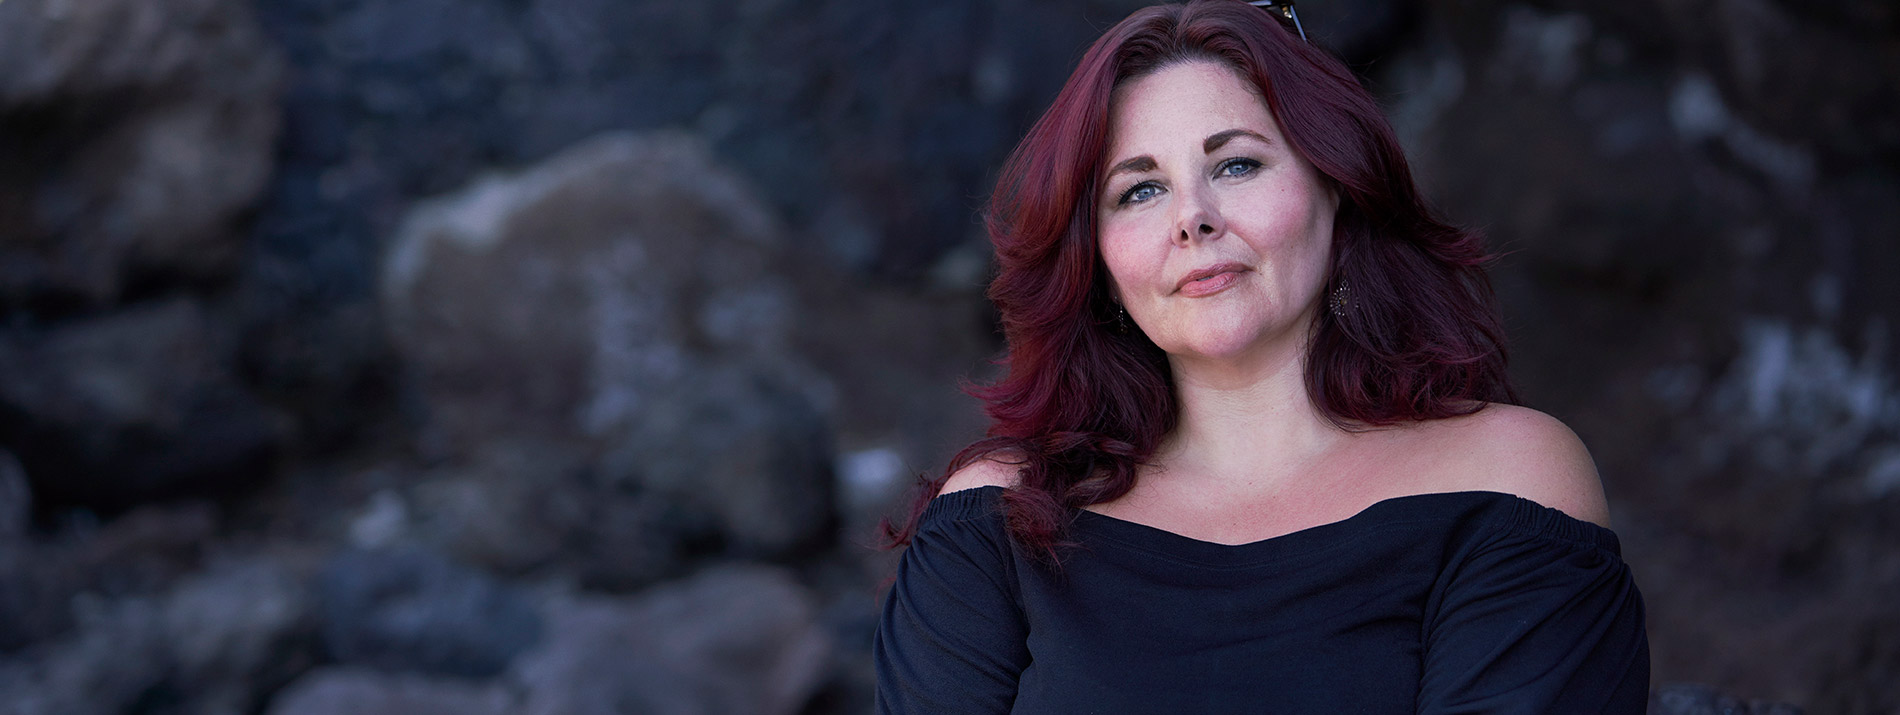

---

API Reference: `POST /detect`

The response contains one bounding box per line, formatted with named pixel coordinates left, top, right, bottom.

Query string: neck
left=1154, top=315, right=1347, bottom=492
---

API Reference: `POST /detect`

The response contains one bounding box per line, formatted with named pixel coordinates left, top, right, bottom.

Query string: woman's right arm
left=873, top=462, right=1028, bottom=715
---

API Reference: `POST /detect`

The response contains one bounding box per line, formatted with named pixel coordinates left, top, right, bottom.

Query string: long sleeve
left=874, top=487, right=1029, bottom=715
left=1417, top=497, right=1650, bottom=714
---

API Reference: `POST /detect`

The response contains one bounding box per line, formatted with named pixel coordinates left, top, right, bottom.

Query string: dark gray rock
left=405, top=440, right=590, bottom=577
left=0, top=500, right=218, bottom=655
left=165, top=558, right=313, bottom=686
left=598, top=365, right=838, bottom=560
left=402, top=439, right=694, bottom=591
left=1650, top=682, right=1803, bottom=715
left=0, top=543, right=58, bottom=655
left=267, top=668, right=513, bottom=715
left=0, top=0, right=284, bottom=312
left=0, top=595, right=170, bottom=715
left=317, top=548, right=541, bottom=678
left=1, top=554, right=310, bottom=715
left=0, top=451, right=25, bottom=539
left=0, top=298, right=287, bottom=509
left=510, top=564, right=832, bottom=715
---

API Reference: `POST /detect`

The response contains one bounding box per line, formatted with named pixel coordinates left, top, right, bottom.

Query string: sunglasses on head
left=1246, top=0, right=1308, bottom=41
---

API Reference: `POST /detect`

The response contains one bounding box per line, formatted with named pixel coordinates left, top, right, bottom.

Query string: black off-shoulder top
left=874, top=486, right=1649, bottom=714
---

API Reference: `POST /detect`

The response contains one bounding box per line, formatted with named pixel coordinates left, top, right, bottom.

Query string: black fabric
left=874, top=486, right=1649, bottom=714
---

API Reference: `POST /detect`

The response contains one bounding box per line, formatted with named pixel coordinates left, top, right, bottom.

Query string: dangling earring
left=1115, top=303, right=1131, bottom=333
left=1329, top=279, right=1352, bottom=318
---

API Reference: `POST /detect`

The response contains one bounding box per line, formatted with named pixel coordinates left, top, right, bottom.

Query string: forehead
left=1105, top=60, right=1279, bottom=154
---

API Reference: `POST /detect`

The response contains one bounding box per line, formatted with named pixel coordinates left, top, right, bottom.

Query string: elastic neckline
left=927, top=486, right=1623, bottom=567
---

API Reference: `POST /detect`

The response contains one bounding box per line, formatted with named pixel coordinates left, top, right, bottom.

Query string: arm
left=1415, top=506, right=1650, bottom=714
left=874, top=464, right=1028, bottom=714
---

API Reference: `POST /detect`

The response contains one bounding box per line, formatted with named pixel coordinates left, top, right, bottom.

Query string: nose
left=1173, top=185, right=1224, bottom=245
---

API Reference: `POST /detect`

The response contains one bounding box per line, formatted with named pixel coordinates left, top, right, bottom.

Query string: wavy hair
left=883, top=0, right=1517, bottom=563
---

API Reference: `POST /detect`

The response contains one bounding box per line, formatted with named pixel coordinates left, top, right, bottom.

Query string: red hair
left=883, top=0, right=1517, bottom=562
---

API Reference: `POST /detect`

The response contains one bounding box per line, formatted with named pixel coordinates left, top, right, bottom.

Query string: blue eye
left=1218, top=158, right=1262, bottom=178
left=1118, top=182, right=1161, bottom=205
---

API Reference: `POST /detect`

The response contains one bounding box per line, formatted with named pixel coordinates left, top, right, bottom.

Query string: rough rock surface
left=317, top=547, right=541, bottom=678
left=510, top=564, right=832, bottom=715
left=0, top=552, right=313, bottom=715
left=381, top=131, right=838, bottom=562
left=267, top=668, right=513, bottom=715
left=0, top=0, right=284, bottom=313
left=1651, top=682, right=1804, bottom=714
left=380, top=131, right=804, bottom=450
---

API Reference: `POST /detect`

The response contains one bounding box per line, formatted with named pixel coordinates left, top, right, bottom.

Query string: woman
left=875, top=0, right=1649, bottom=712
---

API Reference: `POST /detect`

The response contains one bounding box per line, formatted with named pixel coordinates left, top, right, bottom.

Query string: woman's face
left=1097, top=60, right=1338, bottom=365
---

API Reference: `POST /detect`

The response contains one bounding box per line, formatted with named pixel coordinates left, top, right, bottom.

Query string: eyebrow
left=1103, top=128, right=1273, bottom=180
left=1203, top=128, right=1270, bottom=153
left=1104, top=155, right=1156, bottom=179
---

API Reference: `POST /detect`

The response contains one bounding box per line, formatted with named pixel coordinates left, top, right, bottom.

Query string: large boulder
left=0, top=0, right=284, bottom=311
left=381, top=130, right=802, bottom=448
left=381, top=131, right=838, bottom=561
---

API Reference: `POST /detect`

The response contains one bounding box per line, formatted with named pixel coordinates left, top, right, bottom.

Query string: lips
left=1174, top=262, right=1248, bottom=297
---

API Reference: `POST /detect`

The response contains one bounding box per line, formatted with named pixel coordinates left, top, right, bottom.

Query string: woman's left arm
left=1415, top=506, right=1651, bottom=714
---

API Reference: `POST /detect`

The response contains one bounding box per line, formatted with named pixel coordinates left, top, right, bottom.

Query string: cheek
left=1097, top=219, right=1168, bottom=298
left=1096, top=227, right=1138, bottom=299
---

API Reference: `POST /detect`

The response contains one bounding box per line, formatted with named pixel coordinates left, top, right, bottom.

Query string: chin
left=1156, top=325, right=1268, bottom=361
left=1150, top=309, right=1305, bottom=363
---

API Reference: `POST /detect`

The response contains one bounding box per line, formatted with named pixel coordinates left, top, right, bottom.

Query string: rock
left=0, top=299, right=286, bottom=510
left=267, top=668, right=514, bottom=715
left=2, top=550, right=312, bottom=715
left=0, top=595, right=170, bottom=715
left=69, top=500, right=220, bottom=597
left=1650, top=682, right=1803, bottom=714
left=405, top=439, right=690, bottom=590
left=598, top=364, right=838, bottom=560
left=0, top=450, right=26, bottom=539
left=381, top=131, right=838, bottom=561
left=406, top=441, right=589, bottom=575
left=164, top=557, right=312, bottom=684
left=0, top=0, right=284, bottom=310
left=380, top=130, right=799, bottom=452
left=317, top=547, right=541, bottom=678
left=511, top=564, right=832, bottom=715
left=0, top=499, right=217, bottom=655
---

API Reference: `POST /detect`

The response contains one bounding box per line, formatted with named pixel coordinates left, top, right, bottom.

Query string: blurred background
left=0, top=0, right=1894, bottom=712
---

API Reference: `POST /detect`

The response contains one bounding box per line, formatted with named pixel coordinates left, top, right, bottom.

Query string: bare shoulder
left=1418, top=404, right=1612, bottom=527
left=937, top=451, right=1025, bottom=495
